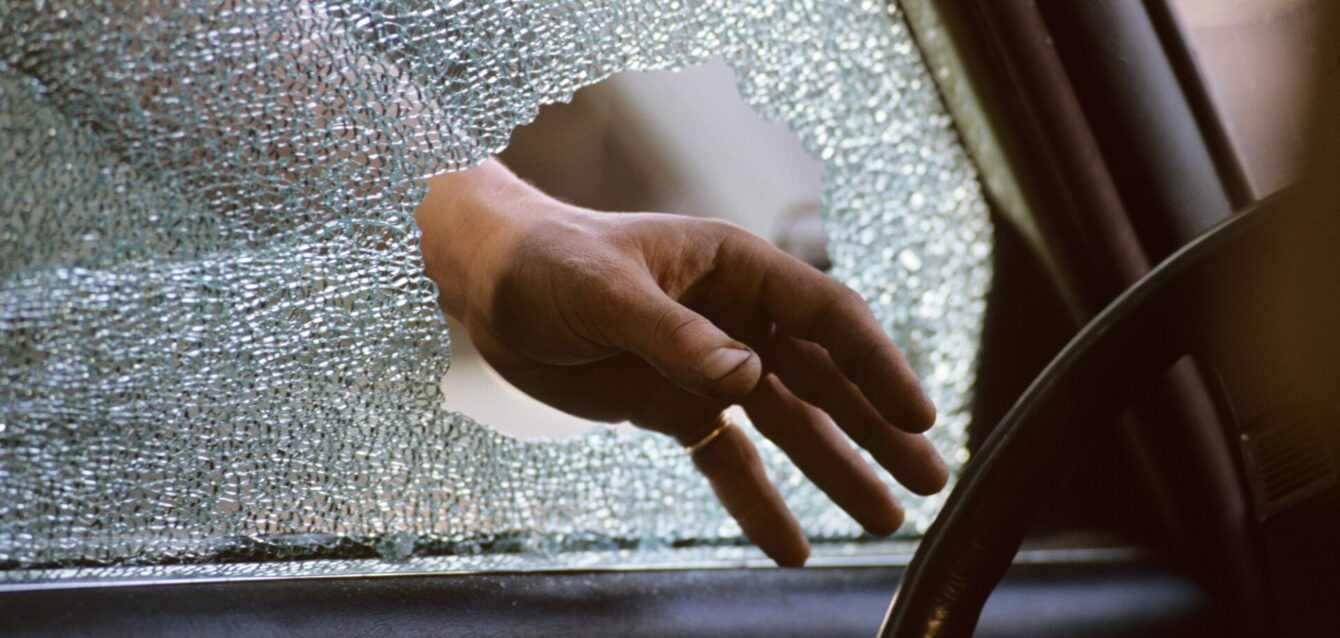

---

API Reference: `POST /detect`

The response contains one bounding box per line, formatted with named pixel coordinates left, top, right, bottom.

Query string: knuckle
left=804, top=288, right=850, bottom=336
left=836, top=286, right=869, bottom=314
left=699, top=217, right=746, bottom=237
left=846, top=340, right=885, bottom=390
left=703, top=219, right=769, bottom=256
left=651, top=304, right=703, bottom=348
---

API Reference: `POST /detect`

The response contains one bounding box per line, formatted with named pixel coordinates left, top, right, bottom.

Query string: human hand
left=416, top=159, right=947, bottom=566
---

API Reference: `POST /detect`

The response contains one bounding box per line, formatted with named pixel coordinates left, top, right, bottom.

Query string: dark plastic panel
left=0, top=559, right=1213, bottom=637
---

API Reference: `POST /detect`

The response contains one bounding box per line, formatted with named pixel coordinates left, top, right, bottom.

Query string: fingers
left=688, top=419, right=809, bottom=567
left=604, top=278, right=763, bottom=403
left=758, top=332, right=948, bottom=495
left=723, top=233, right=935, bottom=432
left=742, top=375, right=904, bottom=535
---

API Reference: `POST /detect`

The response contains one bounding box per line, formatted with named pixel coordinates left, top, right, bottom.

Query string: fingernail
left=701, top=346, right=752, bottom=381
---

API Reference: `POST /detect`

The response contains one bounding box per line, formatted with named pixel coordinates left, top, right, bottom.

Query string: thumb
left=605, top=281, right=763, bottom=403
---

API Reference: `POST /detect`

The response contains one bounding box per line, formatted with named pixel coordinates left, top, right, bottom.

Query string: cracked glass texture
left=0, top=0, right=991, bottom=577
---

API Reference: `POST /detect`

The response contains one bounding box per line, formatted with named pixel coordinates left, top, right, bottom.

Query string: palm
left=468, top=320, right=722, bottom=436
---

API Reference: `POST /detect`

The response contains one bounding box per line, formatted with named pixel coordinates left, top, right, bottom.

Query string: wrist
left=415, top=158, right=550, bottom=320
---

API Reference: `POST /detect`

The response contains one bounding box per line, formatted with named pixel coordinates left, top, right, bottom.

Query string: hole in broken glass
left=441, top=58, right=826, bottom=440
left=1, top=1, right=991, bottom=577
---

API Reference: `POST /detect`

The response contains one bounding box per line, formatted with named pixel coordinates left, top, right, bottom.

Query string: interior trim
left=0, top=544, right=1146, bottom=594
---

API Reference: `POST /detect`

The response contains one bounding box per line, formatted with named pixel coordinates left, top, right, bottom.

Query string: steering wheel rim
left=878, top=187, right=1339, bottom=637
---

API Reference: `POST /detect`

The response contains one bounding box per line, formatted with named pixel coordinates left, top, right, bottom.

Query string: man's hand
left=416, top=159, right=947, bottom=566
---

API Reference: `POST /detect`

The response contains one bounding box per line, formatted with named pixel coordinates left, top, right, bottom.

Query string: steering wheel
left=878, top=187, right=1340, bottom=637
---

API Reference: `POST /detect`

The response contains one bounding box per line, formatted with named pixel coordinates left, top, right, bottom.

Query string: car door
left=4, top=1, right=1334, bottom=636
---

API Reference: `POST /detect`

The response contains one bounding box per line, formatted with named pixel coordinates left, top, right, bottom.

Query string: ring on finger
left=684, top=413, right=735, bottom=456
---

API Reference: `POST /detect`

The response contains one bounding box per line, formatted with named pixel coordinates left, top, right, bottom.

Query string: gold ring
left=684, top=414, right=734, bottom=456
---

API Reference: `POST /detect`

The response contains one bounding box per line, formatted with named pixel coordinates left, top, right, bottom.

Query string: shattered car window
left=0, top=0, right=990, bottom=581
